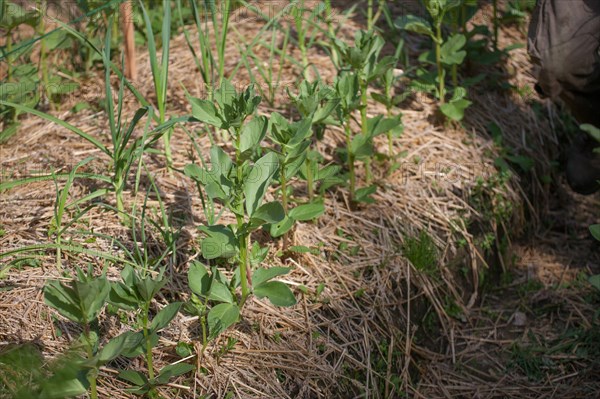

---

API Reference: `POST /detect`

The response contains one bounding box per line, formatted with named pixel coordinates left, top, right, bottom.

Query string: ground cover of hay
left=1, top=1, right=599, bottom=398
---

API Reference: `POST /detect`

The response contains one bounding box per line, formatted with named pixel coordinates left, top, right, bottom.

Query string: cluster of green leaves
left=287, top=80, right=342, bottom=199
left=43, top=262, right=192, bottom=398
left=184, top=80, right=297, bottom=309
left=331, top=30, right=403, bottom=203
left=395, top=0, right=472, bottom=121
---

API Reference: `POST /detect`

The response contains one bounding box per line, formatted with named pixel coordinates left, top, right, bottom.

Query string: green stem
left=6, top=31, right=12, bottom=83
left=492, top=0, right=499, bottom=52
left=324, top=0, right=338, bottom=67
left=83, top=323, right=98, bottom=399
left=345, top=121, right=355, bottom=204
left=367, top=0, right=373, bottom=30
left=306, top=157, right=314, bottom=200
left=360, top=79, right=372, bottom=184
left=234, top=125, right=250, bottom=307
left=37, top=0, right=49, bottom=104
left=386, top=107, right=393, bottom=158
left=239, top=232, right=249, bottom=307
left=142, top=304, right=155, bottom=381
left=435, top=24, right=445, bottom=105
left=280, top=162, right=289, bottom=251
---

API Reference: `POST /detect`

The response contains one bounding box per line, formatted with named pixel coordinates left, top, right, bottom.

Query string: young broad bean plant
left=268, top=112, right=326, bottom=247
left=287, top=80, right=341, bottom=200
left=395, top=0, right=472, bottom=121
left=44, top=266, right=141, bottom=399
left=333, top=30, right=402, bottom=183
left=185, top=80, right=296, bottom=308
left=108, top=264, right=192, bottom=396
left=186, top=258, right=295, bottom=355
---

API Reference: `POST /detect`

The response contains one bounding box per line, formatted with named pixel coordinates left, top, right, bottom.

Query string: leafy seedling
left=44, top=265, right=142, bottom=399
left=185, top=80, right=295, bottom=308
left=395, top=0, right=473, bottom=121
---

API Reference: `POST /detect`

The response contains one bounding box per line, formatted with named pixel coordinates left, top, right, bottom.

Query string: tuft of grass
left=403, top=230, right=438, bottom=277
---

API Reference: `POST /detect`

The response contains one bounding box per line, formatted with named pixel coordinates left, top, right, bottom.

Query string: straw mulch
left=1, top=1, right=598, bottom=398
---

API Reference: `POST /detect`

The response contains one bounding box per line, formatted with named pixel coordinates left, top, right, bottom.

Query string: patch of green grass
left=403, top=230, right=438, bottom=277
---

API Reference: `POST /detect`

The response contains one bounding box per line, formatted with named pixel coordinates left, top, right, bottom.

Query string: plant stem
left=359, top=79, right=372, bottom=184
left=83, top=323, right=98, bottom=399
left=367, top=0, right=374, bottom=30
left=345, top=121, right=355, bottom=203
left=306, top=157, right=314, bottom=200
left=6, top=31, right=12, bottom=83
left=386, top=107, right=393, bottom=157
left=435, top=24, right=445, bottom=105
left=280, top=161, right=289, bottom=250
left=492, top=0, right=499, bottom=52
left=238, top=232, right=250, bottom=307
left=142, top=304, right=155, bottom=381
left=37, top=0, right=49, bottom=105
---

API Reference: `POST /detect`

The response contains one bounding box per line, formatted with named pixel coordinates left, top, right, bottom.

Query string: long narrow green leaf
left=0, top=173, right=112, bottom=192
left=0, top=244, right=137, bottom=267
left=0, top=101, right=109, bottom=155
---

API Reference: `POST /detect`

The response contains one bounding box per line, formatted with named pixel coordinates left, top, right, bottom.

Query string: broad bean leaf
left=440, top=98, right=472, bottom=121
left=244, top=152, right=279, bottom=217
left=254, top=281, right=296, bottom=307
left=240, top=116, right=268, bottom=158
left=440, top=34, right=467, bottom=66
left=98, top=331, right=143, bottom=364
left=199, top=225, right=237, bottom=259
left=189, top=97, right=223, bottom=128
left=188, top=261, right=211, bottom=297
left=252, top=267, right=293, bottom=288
left=394, top=15, right=434, bottom=38
left=288, top=202, right=325, bottom=221
left=155, top=363, right=195, bottom=385
left=250, top=201, right=285, bottom=226
left=207, top=303, right=240, bottom=339
left=150, top=302, right=182, bottom=332
left=269, top=215, right=294, bottom=237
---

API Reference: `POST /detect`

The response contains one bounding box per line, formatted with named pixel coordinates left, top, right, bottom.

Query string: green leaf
left=289, top=245, right=320, bottom=255
left=207, top=303, right=240, bottom=339
left=367, top=114, right=403, bottom=138
left=254, top=281, right=296, bottom=307
left=208, top=279, right=234, bottom=304
left=244, top=152, right=279, bottom=216
left=0, top=101, right=109, bottom=155
left=189, top=97, right=223, bottom=127
left=184, top=163, right=209, bottom=185
left=200, top=225, right=238, bottom=259
left=355, top=185, right=377, bottom=204
left=269, top=215, right=294, bottom=238
left=394, top=15, right=434, bottom=38
left=289, top=202, right=325, bottom=221
left=188, top=261, right=211, bottom=297
left=589, top=275, right=600, bottom=292
left=440, top=34, right=467, bottom=65
left=252, top=267, right=293, bottom=288
left=119, top=370, right=149, bottom=386
left=590, top=224, right=600, bottom=241
left=250, top=201, right=285, bottom=225
left=440, top=98, right=472, bottom=121
left=44, top=281, right=83, bottom=323
left=150, top=302, right=182, bottom=332
left=156, top=363, right=195, bottom=385
left=98, top=331, right=143, bottom=364
left=581, top=124, right=600, bottom=143
left=210, top=145, right=234, bottom=178
left=240, top=116, right=268, bottom=157
left=40, top=373, right=87, bottom=399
